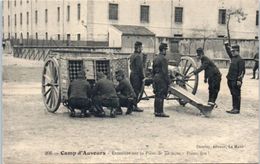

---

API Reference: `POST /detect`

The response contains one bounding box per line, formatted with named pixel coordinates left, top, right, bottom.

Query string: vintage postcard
left=2, top=0, right=259, bottom=163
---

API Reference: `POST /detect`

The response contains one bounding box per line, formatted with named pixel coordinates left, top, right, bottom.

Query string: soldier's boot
left=115, top=107, right=123, bottom=115
left=126, top=102, right=133, bottom=115
left=94, top=105, right=105, bottom=117
left=70, top=109, right=76, bottom=117
left=110, top=108, right=116, bottom=118
left=155, top=98, right=169, bottom=118
left=251, top=71, right=256, bottom=79
left=226, top=96, right=240, bottom=114
left=154, top=98, right=160, bottom=115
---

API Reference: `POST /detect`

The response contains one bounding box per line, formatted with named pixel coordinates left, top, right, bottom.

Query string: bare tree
left=226, top=8, right=247, bottom=45
left=193, top=24, right=217, bottom=50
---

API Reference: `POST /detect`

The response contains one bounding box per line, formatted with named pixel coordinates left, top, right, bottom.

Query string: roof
left=112, top=25, right=155, bottom=36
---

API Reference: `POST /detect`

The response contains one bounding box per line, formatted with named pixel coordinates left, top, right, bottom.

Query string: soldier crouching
left=115, top=70, right=136, bottom=115
left=92, top=72, right=119, bottom=118
left=67, top=71, right=92, bottom=117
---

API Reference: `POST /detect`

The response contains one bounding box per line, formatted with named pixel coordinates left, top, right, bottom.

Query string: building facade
left=2, top=0, right=259, bottom=55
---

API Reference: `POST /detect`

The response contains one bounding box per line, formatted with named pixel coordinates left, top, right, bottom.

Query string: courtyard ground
left=2, top=53, right=259, bottom=163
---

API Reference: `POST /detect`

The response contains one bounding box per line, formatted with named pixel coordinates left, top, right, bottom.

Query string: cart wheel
left=176, top=56, right=199, bottom=106
left=42, top=57, right=61, bottom=113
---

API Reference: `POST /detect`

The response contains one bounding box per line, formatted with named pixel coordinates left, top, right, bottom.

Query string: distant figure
left=152, top=43, right=170, bottom=117
left=251, top=48, right=259, bottom=79
left=115, top=70, right=136, bottom=115
left=92, top=72, right=119, bottom=118
left=224, top=42, right=245, bottom=114
left=187, top=48, right=222, bottom=107
left=68, top=71, right=92, bottom=117
left=129, top=41, right=144, bottom=112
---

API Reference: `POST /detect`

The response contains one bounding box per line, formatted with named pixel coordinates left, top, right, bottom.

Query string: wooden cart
left=42, top=49, right=129, bottom=113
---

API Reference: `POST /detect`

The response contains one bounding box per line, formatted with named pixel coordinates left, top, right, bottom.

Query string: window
left=57, top=34, right=60, bottom=40
left=67, top=34, right=71, bottom=41
left=77, top=34, right=81, bottom=41
left=27, top=0, right=29, bottom=3
left=27, top=32, right=29, bottom=39
left=218, top=9, right=226, bottom=24
left=8, top=33, right=10, bottom=39
left=2, top=16, right=4, bottom=27
left=26, top=12, right=29, bottom=25
left=8, top=15, right=10, bottom=26
left=256, top=11, right=259, bottom=26
left=109, top=3, right=118, bottom=20
left=14, top=0, right=16, bottom=6
left=140, top=5, right=149, bottom=23
left=67, top=5, right=70, bottom=21
left=77, top=4, right=81, bottom=20
left=45, top=9, right=48, bottom=23
left=57, top=7, right=60, bottom=22
left=67, top=34, right=71, bottom=46
left=35, top=32, right=38, bottom=40
left=15, top=33, right=17, bottom=39
left=20, top=13, right=22, bottom=25
left=14, top=14, right=17, bottom=26
left=175, top=7, right=183, bottom=23
left=35, top=10, right=38, bottom=24
left=8, top=0, right=10, bottom=8
left=20, top=0, right=22, bottom=5
left=45, top=32, right=48, bottom=40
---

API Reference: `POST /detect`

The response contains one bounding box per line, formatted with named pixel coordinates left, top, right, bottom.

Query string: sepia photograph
left=2, top=0, right=259, bottom=163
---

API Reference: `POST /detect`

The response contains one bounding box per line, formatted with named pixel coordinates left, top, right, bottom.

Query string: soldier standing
left=224, top=42, right=245, bottom=114
left=115, top=70, right=136, bottom=115
left=129, top=41, right=144, bottom=112
left=251, top=48, right=259, bottom=79
left=187, top=48, right=222, bottom=107
left=152, top=43, right=170, bottom=117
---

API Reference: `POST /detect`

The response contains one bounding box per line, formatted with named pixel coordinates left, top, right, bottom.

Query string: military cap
left=77, top=70, right=86, bottom=79
left=134, top=41, right=142, bottom=47
left=115, top=70, right=125, bottom=77
left=96, top=71, right=105, bottom=79
left=196, top=47, right=204, bottom=55
left=231, top=44, right=240, bottom=51
left=159, top=43, right=168, bottom=51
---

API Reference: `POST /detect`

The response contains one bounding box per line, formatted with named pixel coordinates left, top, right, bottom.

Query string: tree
left=193, top=23, right=217, bottom=50
left=226, top=8, right=247, bottom=45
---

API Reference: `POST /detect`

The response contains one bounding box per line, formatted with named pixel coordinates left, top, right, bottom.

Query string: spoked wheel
left=176, top=56, right=199, bottom=106
left=42, top=57, right=61, bottom=113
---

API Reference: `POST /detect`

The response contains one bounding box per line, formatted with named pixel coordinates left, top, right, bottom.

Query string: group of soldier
left=67, top=39, right=257, bottom=118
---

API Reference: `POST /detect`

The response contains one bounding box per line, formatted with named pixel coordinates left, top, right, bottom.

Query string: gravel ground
left=2, top=54, right=259, bottom=163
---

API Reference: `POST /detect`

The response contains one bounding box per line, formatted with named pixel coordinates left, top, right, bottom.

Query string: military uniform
left=68, top=79, right=92, bottom=117
left=129, top=41, right=145, bottom=112
left=152, top=43, right=170, bottom=117
left=130, top=52, right=145, bottom=99
left=115, top=70, right=137, bottom=114
left=193, top=48, right=222, bottom=104
left=92, top=75, right=119, bottom=117
left=225, top=44, right=245, bottom=114
left=252, top=52, right=259, bottom=79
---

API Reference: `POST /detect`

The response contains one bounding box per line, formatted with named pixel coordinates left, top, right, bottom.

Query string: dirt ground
left=2, top=53, right=259, bottom=163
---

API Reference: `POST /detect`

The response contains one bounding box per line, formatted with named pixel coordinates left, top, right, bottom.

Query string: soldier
left=115, top=70, right=136, bottom=115
left=92, top=72, right=119, bottom=118
left=152, top=43, right=170, bottom=117
left=68, top=71, right=92, bottom=117
left=251, top=48, right=259, bottom=79
left=187, top=48, right=222, bottom=107
left=224, top=42, right=245, bottom=114
left=129, top=41, right=144, bottom=112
